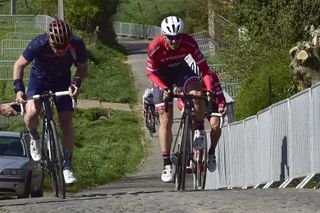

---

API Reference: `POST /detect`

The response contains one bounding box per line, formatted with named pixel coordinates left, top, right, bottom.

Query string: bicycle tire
left=174, top=122, right=184, bottom=191
left=46, top=119, right=66, bottom=198
left=193, top=133, right=207, bottom=190
left=172, top=115, right=184, bottom=190
left=146, top=109, right=155, bottom=136
left=178, top=114, right=192, bottom=191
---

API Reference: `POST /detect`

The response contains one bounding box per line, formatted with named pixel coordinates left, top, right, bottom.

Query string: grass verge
left=0, top=107, right=145, bottom=193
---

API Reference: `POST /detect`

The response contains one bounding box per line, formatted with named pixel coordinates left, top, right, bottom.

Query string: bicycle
left=144, top=104, right=156, bottom=137
left=168, top=92, right=208, bottom=191
left=31, top=90, right=73, bottom=199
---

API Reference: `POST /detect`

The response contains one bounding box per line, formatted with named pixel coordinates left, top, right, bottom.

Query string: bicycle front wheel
left=176, top=114, right=192, bottom=191
left=46, top=119, right=66, bottom=198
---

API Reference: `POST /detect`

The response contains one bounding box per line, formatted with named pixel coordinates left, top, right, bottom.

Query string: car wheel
left=17, top=174, right=31, bottom=199
left=31, top=176, right=44, bottom=198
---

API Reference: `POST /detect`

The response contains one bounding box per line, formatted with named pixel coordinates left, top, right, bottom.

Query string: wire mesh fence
left=0, top=15, right=52, bottom=125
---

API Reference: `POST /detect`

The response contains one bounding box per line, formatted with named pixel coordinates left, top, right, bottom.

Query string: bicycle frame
left=35, top=91, right=70, bottom=199
left=170, top=93, right=207, bottom=191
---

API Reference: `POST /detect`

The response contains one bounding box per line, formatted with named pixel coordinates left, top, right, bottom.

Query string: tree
left=233, top=0, right=320, bottom=46
left=23, top=0, right=121, bottom=44
left=65, top=0, right=121, bottom=44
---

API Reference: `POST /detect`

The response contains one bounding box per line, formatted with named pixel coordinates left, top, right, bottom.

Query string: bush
left=234, top=48, right=297, bottom=120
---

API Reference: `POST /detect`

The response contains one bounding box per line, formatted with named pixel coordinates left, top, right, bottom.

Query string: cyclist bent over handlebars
left=13, top=19, right=88, bottom=184
left=146, top=16, right=215, bottom=183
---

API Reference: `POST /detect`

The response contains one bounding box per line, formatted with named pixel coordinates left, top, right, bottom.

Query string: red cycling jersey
left=146, top=33, right=212, bottom=90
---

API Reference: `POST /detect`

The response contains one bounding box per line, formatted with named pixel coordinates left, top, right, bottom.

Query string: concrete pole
left=11, top=0, right=16, bottom=15
left=58, top=0, right=65, bottom=20
left=208, top=0, right=216, bottom=55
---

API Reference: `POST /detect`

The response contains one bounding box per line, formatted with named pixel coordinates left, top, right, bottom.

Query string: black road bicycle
left=169, top=93, right=208, bottom=191
left=32, top=90, right=73, bottom=199
left=145, top=104, right=156, bottom=137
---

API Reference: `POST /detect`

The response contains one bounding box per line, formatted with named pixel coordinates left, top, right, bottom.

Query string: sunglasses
left=165, top=34, right=181, bottom=41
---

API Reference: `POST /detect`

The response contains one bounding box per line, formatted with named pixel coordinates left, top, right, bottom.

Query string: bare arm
left=13, top=55, right=30, bottom=80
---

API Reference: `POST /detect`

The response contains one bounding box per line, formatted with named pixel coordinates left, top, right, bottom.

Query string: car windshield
left=0, top=136, right=26, bottom=157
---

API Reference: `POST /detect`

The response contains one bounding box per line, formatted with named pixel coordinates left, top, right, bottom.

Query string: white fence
left=113, top=22, right=214, bottom=55
left=206, top=81, right=320, bottom=189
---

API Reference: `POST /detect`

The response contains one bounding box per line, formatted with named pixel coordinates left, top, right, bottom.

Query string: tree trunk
left=97, top=19, right=116, bottom=44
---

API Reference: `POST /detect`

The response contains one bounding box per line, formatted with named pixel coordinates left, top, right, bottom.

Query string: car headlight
left=1, top=168, right=25, bottom=175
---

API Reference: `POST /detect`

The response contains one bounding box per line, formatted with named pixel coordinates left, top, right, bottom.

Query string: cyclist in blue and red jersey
left=146, top=16, right=215, bottom=182
left=13, top=19, right=88, bottom=184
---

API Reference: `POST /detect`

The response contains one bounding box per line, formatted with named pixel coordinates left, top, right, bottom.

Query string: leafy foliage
left=234, top=48, right=297, bottom=120
left=204, top=1, right=320, bottom=120
left=64, top=0, right=120, bottom=44
left=233, top=0, right=320, bottom=46
left=14, top=0, right=121, bottom=44
left=185, top=0, right=233, bottom=33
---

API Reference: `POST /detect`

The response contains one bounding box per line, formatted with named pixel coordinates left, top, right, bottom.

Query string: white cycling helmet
left=161, top=16, right=184, bottom=36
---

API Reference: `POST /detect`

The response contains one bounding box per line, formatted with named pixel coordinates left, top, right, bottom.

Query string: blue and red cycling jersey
left=22, top=34, right=87, bottom=80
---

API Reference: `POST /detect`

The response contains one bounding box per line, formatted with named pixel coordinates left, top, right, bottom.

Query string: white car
left=0, top=131, right=44, bottom=198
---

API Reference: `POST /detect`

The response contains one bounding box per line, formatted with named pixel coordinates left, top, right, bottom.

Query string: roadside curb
left=76, top=99, right=132, bottom=112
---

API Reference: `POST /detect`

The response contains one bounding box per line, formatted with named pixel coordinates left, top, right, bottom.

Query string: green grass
left=0, top=107, right=145, bottom=192
left=80, top=41, right=137, bottom=104
left=114, top=0, right=192, bottom=26
left=68, top=108, right=144, bottom=191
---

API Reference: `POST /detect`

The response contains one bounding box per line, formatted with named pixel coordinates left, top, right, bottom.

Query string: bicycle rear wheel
left=175, top=114, right=192, bottom=191
left=193, top=133, right=207, bottom=190
left=45, top=119, right=66, bottom=198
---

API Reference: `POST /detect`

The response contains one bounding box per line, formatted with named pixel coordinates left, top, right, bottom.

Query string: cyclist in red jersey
left=146, top=16, right=214, bottom=182
left=178, top=70, right=227, bottom=172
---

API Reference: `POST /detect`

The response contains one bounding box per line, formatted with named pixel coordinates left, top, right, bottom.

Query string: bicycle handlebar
left=31, top=90, right=76, bottom=109
left=171, top=93, right=207, bottom=100
left=164, top=92, right=207, bottom=112
left=32, top=90, right=70, bottom=99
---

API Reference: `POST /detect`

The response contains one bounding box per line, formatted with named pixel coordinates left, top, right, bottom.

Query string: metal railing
left=206, top=81, right=320, bottom=190
left=113, top=22, right=214, bottom=55
left=0, top=15, right=53, bottom=124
